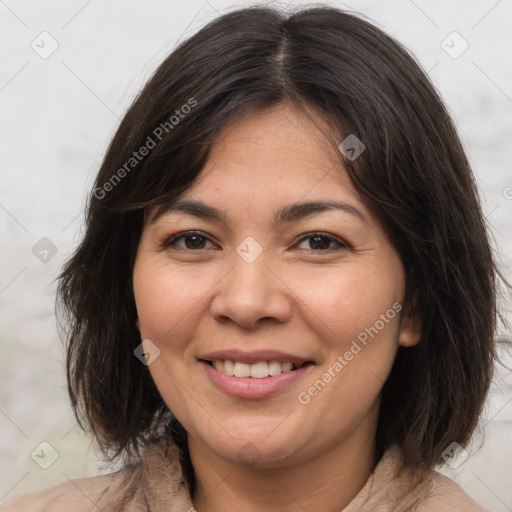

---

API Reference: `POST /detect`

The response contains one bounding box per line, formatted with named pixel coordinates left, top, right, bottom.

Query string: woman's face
left=133, top=103, right=420, bottom=468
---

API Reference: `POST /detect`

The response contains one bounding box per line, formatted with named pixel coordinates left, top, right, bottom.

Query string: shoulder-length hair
left=57, top=5, right=505, bottom=472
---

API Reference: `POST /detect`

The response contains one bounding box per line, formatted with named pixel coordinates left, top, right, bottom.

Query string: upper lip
left=198, top=349, right=314, bottom=365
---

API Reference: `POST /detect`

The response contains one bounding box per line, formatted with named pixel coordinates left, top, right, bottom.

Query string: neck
left=189, top=415, right=377, bottom=512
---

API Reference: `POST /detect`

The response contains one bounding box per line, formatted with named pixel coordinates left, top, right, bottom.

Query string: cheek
left=293, top=269, right=402, bottom=423
left=132, top=260, right=207, bottom=422
left=288, top=263, right=402, bottom=347
left=132, top=259, right=208, bottom=345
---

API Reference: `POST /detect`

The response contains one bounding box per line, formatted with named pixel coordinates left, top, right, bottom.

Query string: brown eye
left=163, top=231, right=215, bottom=250
left=295, top=232, right=348, bottom=251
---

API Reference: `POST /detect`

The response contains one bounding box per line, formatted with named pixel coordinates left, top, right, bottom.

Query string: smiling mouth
left=201, top=359, right=314, bottom=378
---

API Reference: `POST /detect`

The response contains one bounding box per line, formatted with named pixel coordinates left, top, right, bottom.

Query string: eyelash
left=161, top=230, right=349, bottom=253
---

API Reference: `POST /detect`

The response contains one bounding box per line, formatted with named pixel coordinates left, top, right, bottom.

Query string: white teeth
left=268, top=361, right=282, bottom=376
left=212, top=359, right=301, bottom=378
left=233, top=362, right=251, bottom=377
left=281, top=362, right=293, bottom=372
left=250, top=361, right=268, bottom=379
left=223, top=360, right=235, bottom=376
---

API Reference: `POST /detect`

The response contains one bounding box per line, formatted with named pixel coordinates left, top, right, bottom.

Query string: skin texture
left=132, top=102, right=421, bottom=512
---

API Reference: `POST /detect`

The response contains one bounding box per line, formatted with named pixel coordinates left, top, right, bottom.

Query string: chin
left=193, top=422, right=312, bottom=468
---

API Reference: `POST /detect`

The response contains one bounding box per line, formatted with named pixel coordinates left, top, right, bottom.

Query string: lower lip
left=200, top=361, right=314, bottom=399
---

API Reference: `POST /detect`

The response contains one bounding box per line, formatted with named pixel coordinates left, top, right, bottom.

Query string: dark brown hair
left=57, top=5, right=505, bottom=474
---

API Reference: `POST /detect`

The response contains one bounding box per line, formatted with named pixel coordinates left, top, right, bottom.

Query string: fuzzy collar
left=90, top=436, right=486, bottom=512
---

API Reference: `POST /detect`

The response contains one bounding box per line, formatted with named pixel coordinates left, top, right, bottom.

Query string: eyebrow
left=151, top=198, right=369, bottom=228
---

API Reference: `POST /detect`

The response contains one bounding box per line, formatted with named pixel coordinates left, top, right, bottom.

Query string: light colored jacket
left=0, top=438, right=489, bottom=511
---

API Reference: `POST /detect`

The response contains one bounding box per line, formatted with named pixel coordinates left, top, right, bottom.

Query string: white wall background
left=1, top=0, right=511, bottom=509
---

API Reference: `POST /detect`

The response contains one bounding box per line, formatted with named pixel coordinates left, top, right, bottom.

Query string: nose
left=209, top=250, right=293, bottom=329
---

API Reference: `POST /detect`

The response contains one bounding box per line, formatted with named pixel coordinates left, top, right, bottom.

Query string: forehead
left=146, top=103, right=378, bottom=230
left=184, top=103, right=360, bottom=203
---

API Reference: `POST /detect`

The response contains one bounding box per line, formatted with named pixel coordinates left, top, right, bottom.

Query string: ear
left=398, top=298, right=422, bottom=347
left=135, top=318, right=140, bottom=331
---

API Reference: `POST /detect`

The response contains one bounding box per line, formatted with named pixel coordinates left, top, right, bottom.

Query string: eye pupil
left=185, top=235, right=206, bottom=249
left=310, top=235, right=331, bottom=250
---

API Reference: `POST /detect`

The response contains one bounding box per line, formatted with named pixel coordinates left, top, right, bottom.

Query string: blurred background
left=1, top=0, right=511, bottom=509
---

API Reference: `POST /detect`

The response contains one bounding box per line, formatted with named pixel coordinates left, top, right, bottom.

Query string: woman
left=2, top=5, right=504, bottom=511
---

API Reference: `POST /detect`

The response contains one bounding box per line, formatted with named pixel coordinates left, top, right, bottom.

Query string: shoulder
left=0, top=437, right=191, bottom=512
left=0, top=473, right=118, bottom=512
left=348, top=445, right=490, bottom=511
left=413, top=472, right=489, bottom=512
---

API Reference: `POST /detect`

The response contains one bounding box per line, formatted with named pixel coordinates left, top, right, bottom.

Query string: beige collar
left=90, top=437, right=486, bottom=512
